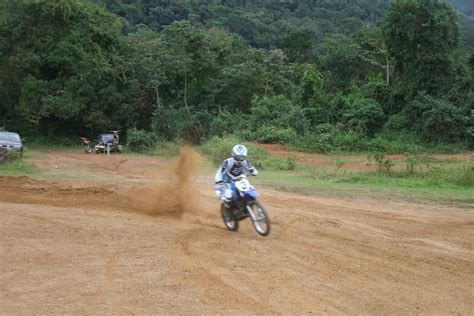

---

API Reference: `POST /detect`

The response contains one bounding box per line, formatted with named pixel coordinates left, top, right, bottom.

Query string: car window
left=0, top=132, right=21, bottom=142
left=98, top=134, right=114, bottom=142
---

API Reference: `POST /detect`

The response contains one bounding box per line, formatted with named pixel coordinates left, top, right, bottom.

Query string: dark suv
left=94, top=133, right=122, bottom=154
left=0, top=131, right=24, bottom=158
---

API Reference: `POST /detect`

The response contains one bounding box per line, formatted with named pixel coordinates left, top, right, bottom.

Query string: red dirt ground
left=0, top=149, right=473, bottom=314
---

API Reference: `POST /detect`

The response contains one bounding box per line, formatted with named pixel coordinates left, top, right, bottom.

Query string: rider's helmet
left=231, top=144, right=247, bottom=165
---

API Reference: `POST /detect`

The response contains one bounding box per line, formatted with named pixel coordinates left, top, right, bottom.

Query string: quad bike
left=220, top=175, right=271, bottom=237
left=81, top=137, right=92, bottom=153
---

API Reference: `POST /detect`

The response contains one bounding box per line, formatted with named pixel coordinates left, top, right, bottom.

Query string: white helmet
left=231, top=144, right=247, bottom=162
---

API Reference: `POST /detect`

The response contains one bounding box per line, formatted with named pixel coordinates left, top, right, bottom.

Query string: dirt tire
left=248, top=201, right=271, bottom=237
left=221, top=204, right=239, bottom=232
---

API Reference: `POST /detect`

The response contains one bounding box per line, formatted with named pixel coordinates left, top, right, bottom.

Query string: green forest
left=0, top=0, right=473, bottom=152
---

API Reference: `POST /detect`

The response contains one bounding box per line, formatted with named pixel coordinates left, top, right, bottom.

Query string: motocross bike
left=81, top=137, right=92, bottom=153
left=220, top=175, right=271, bottom=237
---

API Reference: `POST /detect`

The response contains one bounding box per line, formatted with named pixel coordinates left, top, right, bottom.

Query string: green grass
left=250, top=165, right=473, bottom=208
left=0, top=152, right=36, bottom=175
left=197, top=137, right=473, bottom=207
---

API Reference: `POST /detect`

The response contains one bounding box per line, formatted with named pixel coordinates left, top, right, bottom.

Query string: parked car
left=0, top=131, right=24, bottom=158
left=94, top=133, right=122, bottom=154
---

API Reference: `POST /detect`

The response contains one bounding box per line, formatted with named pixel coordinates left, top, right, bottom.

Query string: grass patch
left=252, top=168, right=473, bottom=208
left=247, top=154, right=474, bottom=208
left=198, top=137, right=473, bottom=207
left=0, top=152, right=36, bottom=175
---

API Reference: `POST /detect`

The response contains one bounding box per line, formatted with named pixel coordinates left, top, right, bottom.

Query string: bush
left=295, top=125, right=339, bottom=153
left=342, top=89, right=385, bottom=136
left=152, top=105, right=208, bottom=142
left=421, top=98, right=468, bottom=142
left=294, top=124, right=367, bottom=152
left=152, top=140, right=182, bottom=157
left=244, top=125, right=297, bottom=144
left=249, top=95, right=308, bottom=134
left=126, top=129, right=156, bottom=153
left=210, top=109, right=246, bottom=137
left=369, top=152, right=395, bottom=173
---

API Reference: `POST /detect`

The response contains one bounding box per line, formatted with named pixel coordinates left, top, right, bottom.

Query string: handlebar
left=234, top=174, right=247, bottom=181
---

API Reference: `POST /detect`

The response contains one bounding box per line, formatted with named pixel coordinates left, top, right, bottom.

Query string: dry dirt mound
left=0, top=175, right=119, bottom=209
left=0, top=148, right=215, bottom=219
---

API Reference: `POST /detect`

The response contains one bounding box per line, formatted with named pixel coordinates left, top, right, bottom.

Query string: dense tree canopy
left=382, top=0, right=461, bottom=96
left=0, top=0, right=129, bottom=135
left=0, top=0, right=472, bottom=148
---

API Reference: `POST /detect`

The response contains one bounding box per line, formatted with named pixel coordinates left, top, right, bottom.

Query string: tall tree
left=382, top=0, right=461, bottom=96
left=0, top=0, right=131, bottom=135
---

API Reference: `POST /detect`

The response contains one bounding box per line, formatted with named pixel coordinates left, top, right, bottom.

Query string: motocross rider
left=214, top=144, right=258, bottom=207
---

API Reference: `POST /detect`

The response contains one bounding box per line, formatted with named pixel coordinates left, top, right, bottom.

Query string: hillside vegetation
left=0, top=0, right=472, bottom=152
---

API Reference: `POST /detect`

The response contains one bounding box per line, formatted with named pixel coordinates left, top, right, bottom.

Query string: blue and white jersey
left=215, top=157, right=258, bottom=183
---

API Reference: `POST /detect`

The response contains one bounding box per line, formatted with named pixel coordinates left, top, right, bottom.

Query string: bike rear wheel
left=247, top=201, right=270, bottom=237
left=221, top=204, right=239, bottom=232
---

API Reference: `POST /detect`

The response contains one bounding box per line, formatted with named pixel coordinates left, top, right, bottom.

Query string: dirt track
left=1, top=149, right=473, bottom=314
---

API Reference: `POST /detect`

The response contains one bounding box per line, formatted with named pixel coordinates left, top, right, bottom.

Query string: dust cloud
left=126, top=148, right=217, bottom=223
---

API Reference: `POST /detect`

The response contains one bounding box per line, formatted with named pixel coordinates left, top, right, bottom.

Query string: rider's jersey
left=215, top=157, right=258, bottom=183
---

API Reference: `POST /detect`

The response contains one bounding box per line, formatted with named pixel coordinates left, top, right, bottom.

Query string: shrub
left=369, top=152, right=395, bottom=173
left=294, top=124, right=367, bottom=152
left=126, top=129, right=156, bottom=153
left=152, top=105, right=207, bottom=142
left=246, top=125, right=297, bottom=144
left=421, top=98, right=468, bottom=142
left=210, top=109, right=246, bottom=137
left=295, top=131, right=334, bottom=153
left=342, top=90, right=385, bottom=136
left=405, top=154, right=419, bottom=175
left=249, top=95, right=308, bottom=134
left=152, top=140, right=182, bottom=157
